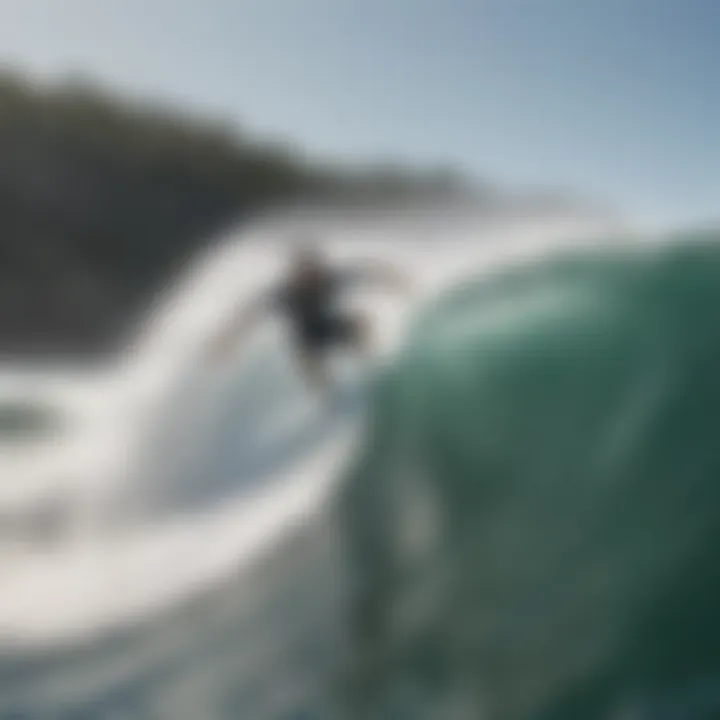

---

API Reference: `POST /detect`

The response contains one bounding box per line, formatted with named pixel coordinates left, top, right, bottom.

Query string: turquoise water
left=341, top=231, right=720, bottom=718
left=6, top=231, right=720, bottom=719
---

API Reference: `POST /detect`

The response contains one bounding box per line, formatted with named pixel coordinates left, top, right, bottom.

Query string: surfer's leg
left=297, top=346, right=330, bottom=393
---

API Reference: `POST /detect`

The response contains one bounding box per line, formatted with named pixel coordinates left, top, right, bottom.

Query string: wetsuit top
left=268, top=266, right=365, bottom=340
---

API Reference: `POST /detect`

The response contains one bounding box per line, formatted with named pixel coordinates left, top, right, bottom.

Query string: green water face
left=341, top=234, right=720, bottom=719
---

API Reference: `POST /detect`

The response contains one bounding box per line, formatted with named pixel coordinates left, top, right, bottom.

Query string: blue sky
left=0, top=0, right=718, bottom=224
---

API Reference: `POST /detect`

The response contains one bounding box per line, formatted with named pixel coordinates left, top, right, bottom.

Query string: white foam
left=0, top=209, right=619, bottom=646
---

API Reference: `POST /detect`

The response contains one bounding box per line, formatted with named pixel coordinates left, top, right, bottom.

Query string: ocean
left=3, top=213, right=718, bottom=719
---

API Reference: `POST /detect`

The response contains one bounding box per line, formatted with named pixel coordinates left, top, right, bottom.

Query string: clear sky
left=0, top=0, right=718, bottom=224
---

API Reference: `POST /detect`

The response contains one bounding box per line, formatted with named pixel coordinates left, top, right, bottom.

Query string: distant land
left=0, top=71, right=591, bottom=358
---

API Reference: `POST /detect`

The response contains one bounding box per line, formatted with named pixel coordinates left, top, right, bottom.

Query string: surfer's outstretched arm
left=348, top=260, right=414, bottom=294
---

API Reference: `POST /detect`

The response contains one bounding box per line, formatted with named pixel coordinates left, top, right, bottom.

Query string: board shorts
left=296, top=313, right=357, bottom=353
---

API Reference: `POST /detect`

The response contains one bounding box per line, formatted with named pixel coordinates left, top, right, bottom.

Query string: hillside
left=0, top=72, right=468, bottom=358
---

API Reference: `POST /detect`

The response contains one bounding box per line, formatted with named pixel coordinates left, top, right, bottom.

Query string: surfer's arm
left=342, top=261, right=414, bottom=294
left=207, top=291, right=278, bottom=361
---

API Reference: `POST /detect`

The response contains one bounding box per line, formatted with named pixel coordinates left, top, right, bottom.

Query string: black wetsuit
left=270, top=267, right=362, bottom=352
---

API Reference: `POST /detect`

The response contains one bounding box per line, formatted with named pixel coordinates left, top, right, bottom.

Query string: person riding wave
left=210, top=240, right=411, bottom=391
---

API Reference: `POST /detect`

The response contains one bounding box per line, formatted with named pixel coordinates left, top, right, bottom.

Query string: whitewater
left=0, top=207, right=629, bottom=716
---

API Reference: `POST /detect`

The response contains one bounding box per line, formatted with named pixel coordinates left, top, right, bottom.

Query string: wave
left=1, top=211, right=665, bottom=719
left=341, top=229, right=720, bottom=718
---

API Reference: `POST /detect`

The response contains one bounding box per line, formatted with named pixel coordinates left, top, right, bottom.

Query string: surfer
left=210, top=240, right=411, bottom=392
